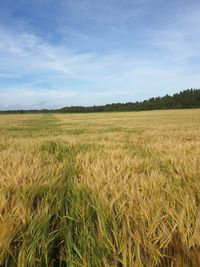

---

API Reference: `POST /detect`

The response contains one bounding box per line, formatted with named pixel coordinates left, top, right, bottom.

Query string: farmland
left=0, top=109, right=200, bottom=266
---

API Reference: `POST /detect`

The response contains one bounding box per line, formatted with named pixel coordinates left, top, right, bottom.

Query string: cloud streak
left=0, top=0, right=200, bottom=109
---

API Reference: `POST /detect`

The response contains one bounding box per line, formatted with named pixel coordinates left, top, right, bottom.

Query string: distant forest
left=1, top=88, right=200, bottom=114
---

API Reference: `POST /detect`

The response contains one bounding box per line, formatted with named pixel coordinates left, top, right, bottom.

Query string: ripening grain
left=0, top=109, right=200, bottom=266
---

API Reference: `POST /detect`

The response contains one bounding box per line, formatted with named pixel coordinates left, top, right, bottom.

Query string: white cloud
left=0, top=0, right=200, bottom=110
left=0, top=87, right=79, bottom=109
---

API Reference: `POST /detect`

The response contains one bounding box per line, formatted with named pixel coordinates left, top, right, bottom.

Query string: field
left=0, top=109, right=200, bottom=267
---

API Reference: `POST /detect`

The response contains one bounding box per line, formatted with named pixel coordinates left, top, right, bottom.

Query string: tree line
left=1, top=88, right=200, bottom=114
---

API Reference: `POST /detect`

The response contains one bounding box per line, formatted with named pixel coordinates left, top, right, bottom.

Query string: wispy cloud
left=0, top=0, right=200, bottom=109
left=0, top=87, right=79, bottom=110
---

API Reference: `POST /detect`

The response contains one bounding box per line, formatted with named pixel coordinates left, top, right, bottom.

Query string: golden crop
left=0, top=109, right=200, bottom=266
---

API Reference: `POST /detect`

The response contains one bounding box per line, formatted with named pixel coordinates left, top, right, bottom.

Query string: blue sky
left=0, top=0, right=200, bottom=109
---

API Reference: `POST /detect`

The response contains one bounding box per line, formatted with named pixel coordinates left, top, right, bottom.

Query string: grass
left=0, top=109, right=200, bottom=266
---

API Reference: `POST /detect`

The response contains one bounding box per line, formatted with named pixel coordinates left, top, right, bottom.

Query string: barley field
left=0, top=109, right=200, bottom=267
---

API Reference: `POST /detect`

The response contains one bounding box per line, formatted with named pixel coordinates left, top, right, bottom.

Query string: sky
left=0, top=0, right=200, bottom=109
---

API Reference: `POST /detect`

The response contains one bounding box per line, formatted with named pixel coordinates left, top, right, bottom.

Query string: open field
left=0, top=109, right=200, bottom=267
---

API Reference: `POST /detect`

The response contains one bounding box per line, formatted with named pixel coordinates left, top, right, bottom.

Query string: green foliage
left=0, top=88, right=200, bottom=114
